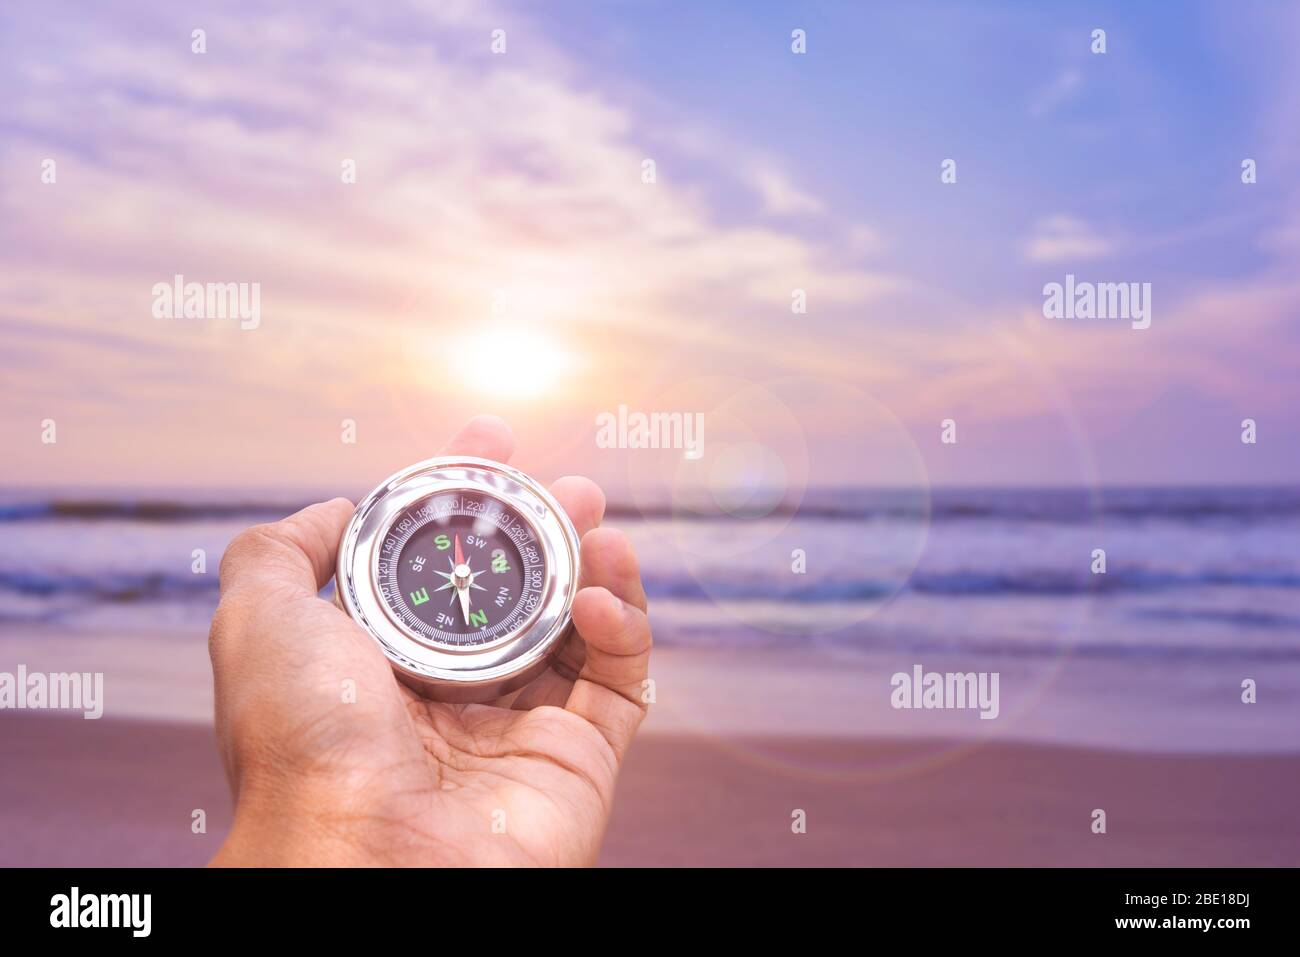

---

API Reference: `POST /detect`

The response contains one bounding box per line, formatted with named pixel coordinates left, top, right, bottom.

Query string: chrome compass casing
left=336, top=457, right=580, bottom=702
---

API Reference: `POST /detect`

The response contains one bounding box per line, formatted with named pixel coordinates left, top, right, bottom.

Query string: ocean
left=2, top=485, right=1297, bottom=751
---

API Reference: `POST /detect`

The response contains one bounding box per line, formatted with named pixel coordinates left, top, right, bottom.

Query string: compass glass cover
left=376, top=490, right=546, bottom=648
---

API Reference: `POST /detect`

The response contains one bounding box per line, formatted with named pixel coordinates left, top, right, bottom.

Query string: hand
left=208, top=416, right=652, bottom=866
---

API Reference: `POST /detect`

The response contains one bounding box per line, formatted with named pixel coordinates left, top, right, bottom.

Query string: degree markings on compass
left=379, top=494, right=545, bottom=647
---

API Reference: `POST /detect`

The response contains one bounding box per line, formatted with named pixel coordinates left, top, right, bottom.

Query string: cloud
left=1023, top=215, right=1117, bottom=263
left=0, top=1, right=895, bottom=365
left=1029, top=68, right=1083, bottom=118
left=748, top=166, right=825, bottom=215
left=0, top=0, right=902, bottom=485
left=2, top=0, right=1296, bottom=487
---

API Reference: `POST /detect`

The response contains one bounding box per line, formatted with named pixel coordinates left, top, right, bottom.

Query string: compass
left=336, top=457, right=580, bottom=702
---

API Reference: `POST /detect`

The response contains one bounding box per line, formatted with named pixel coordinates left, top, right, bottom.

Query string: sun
left=448, top=327, right=576, bottom=399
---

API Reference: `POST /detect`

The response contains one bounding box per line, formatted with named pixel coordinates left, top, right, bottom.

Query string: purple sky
left=1, top=0, right=1297, bottom=492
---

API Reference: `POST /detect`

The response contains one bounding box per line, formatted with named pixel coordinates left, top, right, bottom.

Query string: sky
left=1, top=0, right=1297, bottom=495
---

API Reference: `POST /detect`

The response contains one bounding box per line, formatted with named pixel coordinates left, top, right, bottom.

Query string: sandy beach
left=2, top=711, right=1295, bottom=867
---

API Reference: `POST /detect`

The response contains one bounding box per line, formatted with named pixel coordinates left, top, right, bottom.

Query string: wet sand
left=1, top=713, right=1295, bottom=866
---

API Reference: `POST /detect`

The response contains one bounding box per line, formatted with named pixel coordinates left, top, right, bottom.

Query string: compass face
left=376, top=490, right=546, bottom=648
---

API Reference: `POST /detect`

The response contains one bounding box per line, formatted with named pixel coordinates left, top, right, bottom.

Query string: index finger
left=218, top=497, right=356, bottom=600
left=219, top=416, right=516, bottom=601
left=438, top=414, right=515, bottom=462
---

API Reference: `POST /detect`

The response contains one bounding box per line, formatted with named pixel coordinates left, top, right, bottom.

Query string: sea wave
left=650, top=622, right=1300, bottom=660
left=1, top=565, right=1296, bottom=608
left=0, top=501, right=300, bottom=523
left=2, top=485, right=1297, bottom=524
left=0, top=570, right=216, bottom=603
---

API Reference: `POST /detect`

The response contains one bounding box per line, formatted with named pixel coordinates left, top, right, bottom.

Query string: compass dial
left=377, top=491, right=545, bottom=648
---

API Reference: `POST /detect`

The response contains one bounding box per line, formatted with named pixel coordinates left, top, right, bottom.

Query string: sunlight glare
left=449, top=327, right=575, bottom=398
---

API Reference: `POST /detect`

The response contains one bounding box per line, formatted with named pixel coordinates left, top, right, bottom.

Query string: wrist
left=210, top=773, right=391, bottom=867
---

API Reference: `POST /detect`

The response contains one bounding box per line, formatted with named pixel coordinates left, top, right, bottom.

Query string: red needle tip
left=454, top=533, right=464, bottom=566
